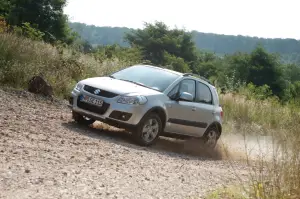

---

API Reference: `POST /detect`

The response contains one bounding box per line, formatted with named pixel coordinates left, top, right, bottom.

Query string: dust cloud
left=180, top=134, right=279, bottom=162
left=92, top=122, right=278, bottom=162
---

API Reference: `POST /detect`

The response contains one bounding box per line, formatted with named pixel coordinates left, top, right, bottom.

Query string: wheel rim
left=83, top=116, right=92, bottom=121
left=142, top=118, right=159, bottom=143
left=205, top=130, right=217, bottom=148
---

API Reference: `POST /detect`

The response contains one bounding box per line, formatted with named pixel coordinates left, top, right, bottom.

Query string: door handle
left=192, top=107, right=196, bottom=111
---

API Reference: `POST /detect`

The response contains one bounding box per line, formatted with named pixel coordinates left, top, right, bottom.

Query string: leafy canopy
left=1, top=0, right=76, bottom=44
left=124, top=21, right=198, bottom=71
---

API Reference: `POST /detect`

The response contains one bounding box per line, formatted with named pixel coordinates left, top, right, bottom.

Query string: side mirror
left=177, top=92, right=193, bottom=102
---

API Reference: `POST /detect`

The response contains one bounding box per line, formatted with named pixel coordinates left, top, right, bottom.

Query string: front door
left=164, top=79, right=206, bottom=137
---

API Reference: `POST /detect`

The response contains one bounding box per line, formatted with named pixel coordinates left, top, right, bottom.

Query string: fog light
left=109, top=111, right=132, bottom=121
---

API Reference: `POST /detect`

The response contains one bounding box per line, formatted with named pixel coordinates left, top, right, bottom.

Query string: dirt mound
left=28, top=75, right=53, bottom=97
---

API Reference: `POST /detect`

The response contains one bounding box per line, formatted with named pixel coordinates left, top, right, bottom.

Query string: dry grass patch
left=0, top=33, right=138, bottom=98
left=213, top=93, right=300, bottom=199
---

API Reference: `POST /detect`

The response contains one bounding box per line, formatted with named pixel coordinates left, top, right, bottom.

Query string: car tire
left=72, top=111, right=96, bottom=126
left=202, top=126, right=220, bottom=149
left=133, top=113, right=162, bottom=146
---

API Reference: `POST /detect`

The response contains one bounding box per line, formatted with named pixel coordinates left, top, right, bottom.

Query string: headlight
left=74, top=83, right=84, bottom=91
left=117, top=95, right=148, bottom=105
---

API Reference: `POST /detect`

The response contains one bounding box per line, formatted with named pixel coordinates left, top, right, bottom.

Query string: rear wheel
left=72, top=111, right=95, bottom=126
left=133, top=113, right=162, bottom=146
left=202, top=126, right=220, bottom=149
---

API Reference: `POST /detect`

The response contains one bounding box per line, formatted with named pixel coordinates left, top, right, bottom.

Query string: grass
left=205, top=185, right=248, bottom=199
left=220, top=93, right=300, bottom=133
left=0, top=33, right=139, bottom=98
left=218, top=93, right=300, bottom=199
left=1, top=32, right=300, bottom=199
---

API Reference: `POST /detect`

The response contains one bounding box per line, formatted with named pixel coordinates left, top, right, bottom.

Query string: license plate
left=80, top=95, right=103, bottom=107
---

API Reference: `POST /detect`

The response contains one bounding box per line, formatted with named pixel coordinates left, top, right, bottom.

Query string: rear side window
left=196, top=81, right=213, bottom=104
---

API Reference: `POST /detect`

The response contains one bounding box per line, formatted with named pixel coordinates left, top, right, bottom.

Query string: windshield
left=110, top=65, right=180, bottom=92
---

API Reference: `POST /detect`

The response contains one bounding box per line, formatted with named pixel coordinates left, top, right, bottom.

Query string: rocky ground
left=0, top=88, right=250, bottom=199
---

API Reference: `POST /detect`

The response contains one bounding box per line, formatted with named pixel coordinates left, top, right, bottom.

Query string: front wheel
left=72, top=111, right=96, bottom=126
left=133, top=113, right=162, bottom=146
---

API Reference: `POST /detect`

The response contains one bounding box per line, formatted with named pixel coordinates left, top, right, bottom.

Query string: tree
left=284, top=64, right=300, bottom=83
left=124, top=21, right=198, bottom=69
left=226, top=52, right=250, bottom=83
left=248, top=46, right=284, bottom=96
left=163, top=52, right=191, bottom=73
left=7, top=0, right=75, bottom=44
left=0, top=0, right=12, bottom=18
left=193, top=51, right=219, bottom=78
left=195, top=62, right=218, bottom=79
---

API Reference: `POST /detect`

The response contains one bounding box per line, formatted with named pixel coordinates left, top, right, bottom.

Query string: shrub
left=163, top=51, right=191, bottom=72
left=239, top=83, right=273, bottom=101
left=13, top=22, right=45, bottom=41
left=0, top=16, right=9, bottom=33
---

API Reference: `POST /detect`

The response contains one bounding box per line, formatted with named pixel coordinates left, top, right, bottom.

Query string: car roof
left=134, top=64, right=184, bottom=76
left=133, top=64, right=213, bottom=86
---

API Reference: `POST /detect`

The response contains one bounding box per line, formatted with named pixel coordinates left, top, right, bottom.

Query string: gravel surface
left=0, top=89, right=250, bottom=199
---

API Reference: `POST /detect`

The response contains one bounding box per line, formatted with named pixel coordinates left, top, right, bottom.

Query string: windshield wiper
left=119, top=79, right=145, bottom=87
left=118, top=79, right=160, bottom=91
left=109, top=75, right=115, bottom=79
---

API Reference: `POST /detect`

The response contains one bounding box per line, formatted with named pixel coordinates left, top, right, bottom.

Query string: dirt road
left=0, top=89, right=250, bottom=199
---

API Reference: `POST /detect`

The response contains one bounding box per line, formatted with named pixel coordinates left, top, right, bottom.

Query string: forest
left=69, top=22, right=300, bottom=64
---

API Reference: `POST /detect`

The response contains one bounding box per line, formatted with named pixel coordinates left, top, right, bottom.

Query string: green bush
left=239, top=83, right=273, bottom=100
left=162, top=51, right=191, bottom=72
left=13, top=22, right=45, bottom=41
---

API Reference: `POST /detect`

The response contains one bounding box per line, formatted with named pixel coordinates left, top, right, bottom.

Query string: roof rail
left=183, top=73, right=213, bottom=85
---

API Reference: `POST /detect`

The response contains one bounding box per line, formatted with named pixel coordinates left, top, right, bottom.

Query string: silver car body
left=70, top=65, right=223, bottom=138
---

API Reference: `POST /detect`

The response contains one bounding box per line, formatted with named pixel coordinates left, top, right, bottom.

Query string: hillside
left=69, top=22, right=300, bottom=64
left=0, top=88, right=251, bottom=198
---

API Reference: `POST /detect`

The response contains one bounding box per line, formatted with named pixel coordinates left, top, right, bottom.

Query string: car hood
left=80, top=77, right=163, bottom=96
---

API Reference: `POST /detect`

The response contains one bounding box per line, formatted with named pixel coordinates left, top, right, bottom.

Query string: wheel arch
left=141, top=106, right=167, bottom=129
left=206, top=121, right=222, bottom=138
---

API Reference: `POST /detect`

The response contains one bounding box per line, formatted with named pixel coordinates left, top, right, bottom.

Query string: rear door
left=192, top=80, right=216, bottom=136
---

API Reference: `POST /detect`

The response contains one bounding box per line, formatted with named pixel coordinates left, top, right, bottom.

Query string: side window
left=196, top=82, right=213, bottom=104
left=167, top=79, right=196, bottom=100
left=179, top=79, right=196, bottom=100
left=168, top=84, right=179, bottom=99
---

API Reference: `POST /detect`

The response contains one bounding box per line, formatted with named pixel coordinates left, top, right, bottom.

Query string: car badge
left=94, top=89, right=101, bottom=95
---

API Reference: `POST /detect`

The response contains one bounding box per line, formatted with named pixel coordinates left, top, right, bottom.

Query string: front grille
left=84, top=85, right=118, bottom=98
left=77, top=98, right=110, bottom=115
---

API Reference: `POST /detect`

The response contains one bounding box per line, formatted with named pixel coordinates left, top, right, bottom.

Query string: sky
left=64, top=0, right=300, bottom=39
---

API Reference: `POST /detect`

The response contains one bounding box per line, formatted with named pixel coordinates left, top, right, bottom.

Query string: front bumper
left=68, top=89, right=148, bottom=129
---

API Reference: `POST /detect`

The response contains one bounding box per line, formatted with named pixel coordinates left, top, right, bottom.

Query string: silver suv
left=69, top=65, right=223, bottom=148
